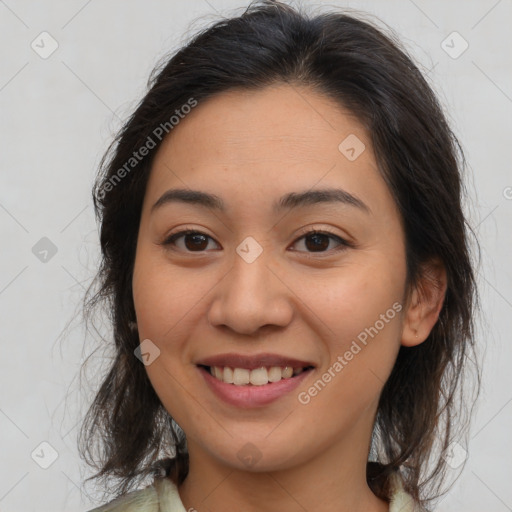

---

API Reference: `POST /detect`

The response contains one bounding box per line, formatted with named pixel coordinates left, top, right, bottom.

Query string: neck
left=178, top=412, right=389, bottom=512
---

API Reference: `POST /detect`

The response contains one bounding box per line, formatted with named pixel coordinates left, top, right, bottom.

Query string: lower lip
left=198, top=366, right=313, bottom=408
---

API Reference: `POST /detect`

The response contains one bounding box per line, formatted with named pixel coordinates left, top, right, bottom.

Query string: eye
left=161, top=227, right=351, bottom=254
left=290, top=228, right=351, bottom=255
left=162, top=229, right=220, bottom=252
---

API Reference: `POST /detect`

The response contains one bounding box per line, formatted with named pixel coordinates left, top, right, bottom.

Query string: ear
left=401, top=258, right=447, bottom=347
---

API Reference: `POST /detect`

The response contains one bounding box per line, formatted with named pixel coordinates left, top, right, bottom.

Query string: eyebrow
left=151, top=187, right=371, bottom=215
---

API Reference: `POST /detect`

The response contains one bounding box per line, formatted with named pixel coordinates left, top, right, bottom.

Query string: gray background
left=0, top=0, right=511, bottom=511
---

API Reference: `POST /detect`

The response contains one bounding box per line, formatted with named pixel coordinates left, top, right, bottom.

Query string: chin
left=194, top=430, right=312, bottom=473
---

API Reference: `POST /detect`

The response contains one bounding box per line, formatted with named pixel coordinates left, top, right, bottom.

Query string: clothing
left=88, top=471, right=420, bottom=511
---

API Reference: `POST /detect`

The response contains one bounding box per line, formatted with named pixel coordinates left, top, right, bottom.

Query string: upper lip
left=196, top=353, right=315, bottom=370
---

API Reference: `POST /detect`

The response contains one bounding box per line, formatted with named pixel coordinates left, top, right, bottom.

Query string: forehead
left=144, top=83, right=392, bottom=219
left=160, top=84, right=368, bottom=164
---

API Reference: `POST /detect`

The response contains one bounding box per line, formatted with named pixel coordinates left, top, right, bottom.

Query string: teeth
left=223, top=367, right=234, bottom=384
left=250, top=367, right=268, bottom=386
left=268, top=366, right=282, bottom=382
left=209, top=365, right=307, bottom=386
left=233, top=368, right=250, bottom=385
left=282, top=366, right=293, bottom=379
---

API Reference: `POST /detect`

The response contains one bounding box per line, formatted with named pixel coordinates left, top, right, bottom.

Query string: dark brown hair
left=79, top=1, right=480, bottom=508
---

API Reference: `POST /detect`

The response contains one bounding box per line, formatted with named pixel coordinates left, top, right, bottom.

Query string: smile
left=205, top=365, right=311, bottom=386
left=195, top=353, right=316, bottom=408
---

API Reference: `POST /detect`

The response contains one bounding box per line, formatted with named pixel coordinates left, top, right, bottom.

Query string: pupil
left=306, top=233, right=328, bottom=251
left=186, top=234, right=207, bottom=251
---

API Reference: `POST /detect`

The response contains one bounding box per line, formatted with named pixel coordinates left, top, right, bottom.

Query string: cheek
left=292, top=272, right=403, bottom=432
left=293, top=253, right=405, bottom=398
left=132, top=251, right=205, bottom=421
left=292, top=255, right=405, bottom=345
left=132, top=247, right=207, bottom=340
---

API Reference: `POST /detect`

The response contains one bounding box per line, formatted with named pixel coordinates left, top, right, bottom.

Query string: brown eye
left=162, top=228, right=350, bottom=255
left=304, top=232, right=330, bottom=252
left=163, top=230, right=219, bottom=252
left=291, top=230, right=349, bottom=254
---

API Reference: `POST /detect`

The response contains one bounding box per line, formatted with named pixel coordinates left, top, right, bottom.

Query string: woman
left=81, top=1, right=480, bottom=511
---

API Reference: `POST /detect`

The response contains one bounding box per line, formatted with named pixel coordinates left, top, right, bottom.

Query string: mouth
left=195, top=353, right=315, bottom=407
left=199, top=364, right=314, bottom=386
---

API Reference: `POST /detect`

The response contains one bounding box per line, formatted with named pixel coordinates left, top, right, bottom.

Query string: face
left=132, top=83, right=409, bottom=473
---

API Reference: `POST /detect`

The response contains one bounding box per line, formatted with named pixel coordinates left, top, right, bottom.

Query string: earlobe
left=401, top=259, right=447, bottom=347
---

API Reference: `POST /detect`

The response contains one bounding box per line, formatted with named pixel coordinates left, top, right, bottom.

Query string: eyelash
left=161, top=226, right=352, bottom=257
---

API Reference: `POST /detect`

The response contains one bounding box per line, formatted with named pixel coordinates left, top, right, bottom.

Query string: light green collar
left=89, top=471, right=420, bottom=512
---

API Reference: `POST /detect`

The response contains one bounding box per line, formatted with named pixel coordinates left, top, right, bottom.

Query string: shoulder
left=87, top=477, right=186, bottom=512
left=86, top=484, right=158, bottom=512
left=388, top=472, right=428, bottom=512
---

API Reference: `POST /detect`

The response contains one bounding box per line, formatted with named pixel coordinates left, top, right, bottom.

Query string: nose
left=207, top=246, right=294, bottom=336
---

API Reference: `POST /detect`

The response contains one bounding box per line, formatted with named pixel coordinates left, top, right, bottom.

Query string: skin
left=132, top=83, right=446, bottom=512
